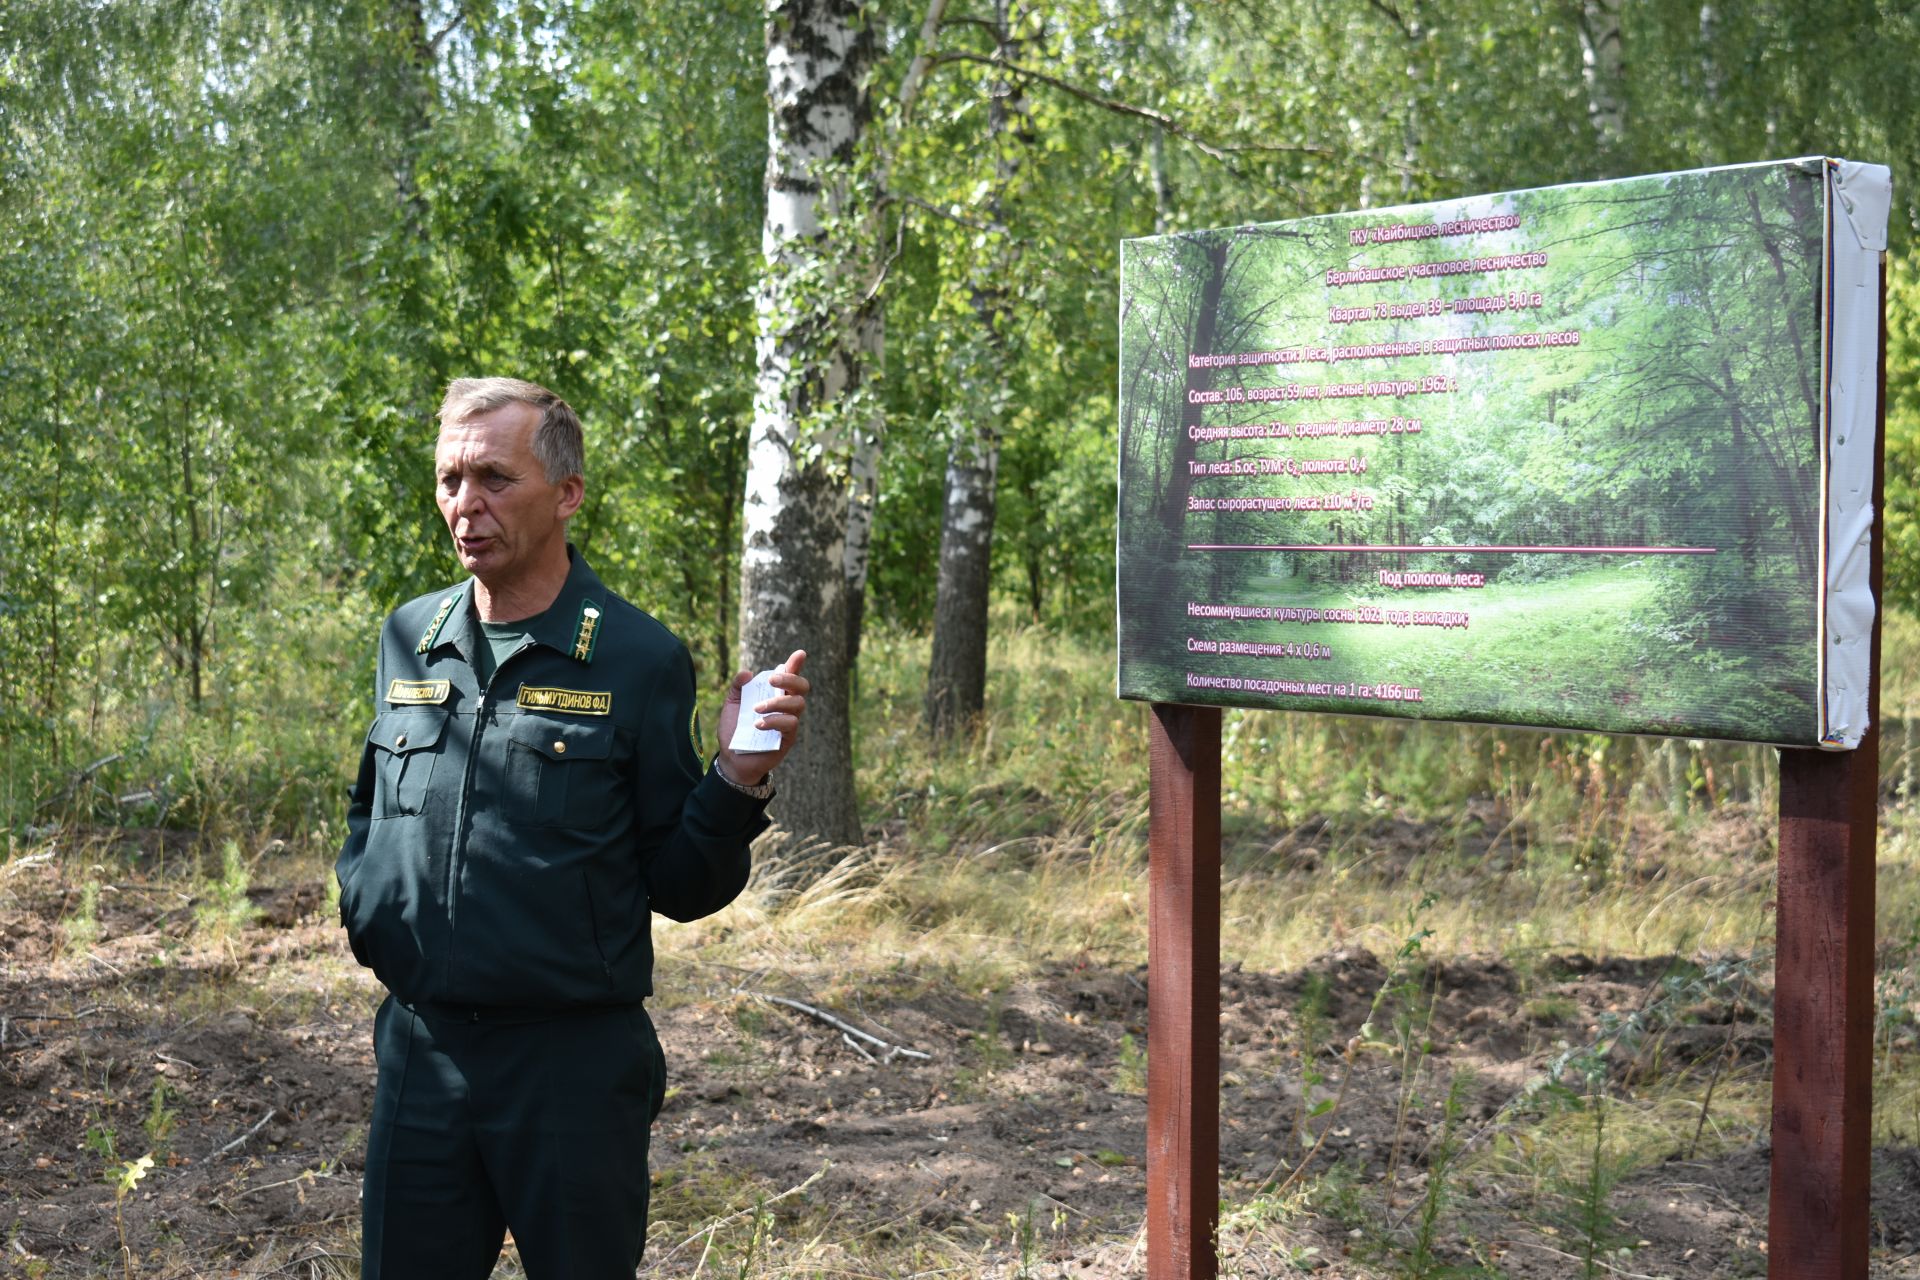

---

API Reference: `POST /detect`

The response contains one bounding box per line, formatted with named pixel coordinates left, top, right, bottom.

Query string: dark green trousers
left=361, top=996, right=668, bottom=1280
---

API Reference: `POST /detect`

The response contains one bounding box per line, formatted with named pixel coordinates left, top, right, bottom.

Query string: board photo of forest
left=1118, top=159, right=1836, bottom=746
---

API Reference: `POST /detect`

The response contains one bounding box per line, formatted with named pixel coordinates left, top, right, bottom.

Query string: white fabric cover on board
left=1821, top=159, right=1890, bottom=749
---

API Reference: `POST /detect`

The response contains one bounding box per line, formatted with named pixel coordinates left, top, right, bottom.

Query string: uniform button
left=553, top=740, right=567, bottom=754
left=395, top=734, right=408, bottom=748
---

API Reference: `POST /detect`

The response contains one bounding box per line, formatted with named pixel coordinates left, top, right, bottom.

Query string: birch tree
left=741, top=0, right=878, bottom=848
left=923, top=0, right=1028, bottom=737
left=844, top=0, right=947, bottom=673
left=1579, top=0, right=1626, bottom=147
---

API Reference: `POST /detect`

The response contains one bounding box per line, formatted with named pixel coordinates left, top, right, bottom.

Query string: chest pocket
left=505, top=715, right=623, bottom=830
left=369, top=709, right=449, bottom=818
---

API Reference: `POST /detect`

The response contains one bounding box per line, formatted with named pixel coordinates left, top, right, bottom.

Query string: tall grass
left=662, top=607, right=1920, bottom=984
left=2, top=579, right=373, bottom=853
left=11, top=587, right=1914, bottom=979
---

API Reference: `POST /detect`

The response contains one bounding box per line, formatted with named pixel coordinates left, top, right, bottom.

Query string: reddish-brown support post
left=1771, top=730, right=1878, bottom=1279
left=1148, top=702, right=1221, bottom=1280
left=1767, top=265, right=1885, bottom=1280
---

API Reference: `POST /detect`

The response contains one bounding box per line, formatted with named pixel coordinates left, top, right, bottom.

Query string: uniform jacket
left=336, top=549, right=769, bottom=1009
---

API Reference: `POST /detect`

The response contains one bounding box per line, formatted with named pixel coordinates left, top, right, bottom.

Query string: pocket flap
left=509, top=714, right=616, bottom=762
left=369, top=708, right=449, bottom=756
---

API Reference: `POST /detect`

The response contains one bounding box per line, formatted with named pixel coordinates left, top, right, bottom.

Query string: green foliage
left=62, top=879, right=101, bottom=957
left=1286, top=973, right=1335, bottom=1157
left=1888, top=249, right=1920, bottom=613
left=2, top=0, right=1917, bottom=839
left=1554, top=1097, right=1632, bottom=1280
left=194, top=841, right=259, bottom=939
left=110, top=1151, right=154, bottom=1280
left=83, top=1113, right=119, bottom=1165
left=968, top=991, right=1015, bottom=1072
left=1113, top=1031, right=1147, bottom=1095
left=1402, top=1070, right=1475, bottom=1280
left=144, top=1076, right=179, bottom=1156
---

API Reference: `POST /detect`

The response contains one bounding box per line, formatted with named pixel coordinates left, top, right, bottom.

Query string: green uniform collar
left=526, top=545, right=606, bottom=667
left=521, top=547, right=610, bottom=665
left=415, top=584, right=469, bottom=655
left=418, top=547, right=611, bottom=667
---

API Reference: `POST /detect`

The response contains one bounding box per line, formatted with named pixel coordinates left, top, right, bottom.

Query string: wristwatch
left=713, top=758, right=775, bottom=800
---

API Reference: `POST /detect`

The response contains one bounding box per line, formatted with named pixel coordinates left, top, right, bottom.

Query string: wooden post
left=1770, top=734, right=1878, bottom=1278
left=1767, top=262, right=1885, bottom=1280
left=1148, top=702, right=1221, bottom=1280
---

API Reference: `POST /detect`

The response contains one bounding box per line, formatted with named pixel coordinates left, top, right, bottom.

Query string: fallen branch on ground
left=211, top=1109, right=276, bottom=1159
left=36, top=752, right=123, bottom=813
left=231, top=1169, right=351, bottom=1200
left=0, top=1006, right=108, bottom=1023
left=1, top=1006, right=112, bottom=1048
left=739, top=990, right=931, bottom=1063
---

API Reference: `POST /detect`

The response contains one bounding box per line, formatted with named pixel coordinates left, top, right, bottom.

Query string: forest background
left=3, top=0, right=1919, bottom=849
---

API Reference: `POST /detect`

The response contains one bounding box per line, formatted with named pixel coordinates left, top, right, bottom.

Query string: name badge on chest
left=387, top=679, right=452, bottom=705
left=518, top=686, right=613, bottom=716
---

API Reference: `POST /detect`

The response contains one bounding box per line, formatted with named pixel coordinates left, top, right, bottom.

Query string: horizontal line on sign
left=1187, top=544, right=1720, bottom=554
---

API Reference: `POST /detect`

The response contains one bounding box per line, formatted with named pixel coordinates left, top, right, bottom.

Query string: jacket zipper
left=444, top=639, right=536, bottom=995
left=444, top=690, right=485, bottom=988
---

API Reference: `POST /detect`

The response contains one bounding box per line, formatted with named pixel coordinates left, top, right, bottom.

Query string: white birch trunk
left=1580, top=0, right=1626, bottom=145
left=740, top=0, right=874, bottom=849
left=1698, top=4, right=1722, bottom=102
left=843, top=0, right=946, bottom=676
left=842, top=310, right=881, bottom=671
left=924, top=0, right=1025, bottom=737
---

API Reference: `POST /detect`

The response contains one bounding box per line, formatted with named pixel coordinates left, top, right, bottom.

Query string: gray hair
left=438, top=377, right=584, bottom=483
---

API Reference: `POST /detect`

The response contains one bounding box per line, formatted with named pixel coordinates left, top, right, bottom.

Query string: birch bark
left=924, top=0, right=1026, bottom=737
left=842, top=311, right=880, bottom=671
left=844, top=0, right=946, bottom=675
left=740, top=0, right=876, bottom=848
left=1580, top=0, right=1626, bottom=145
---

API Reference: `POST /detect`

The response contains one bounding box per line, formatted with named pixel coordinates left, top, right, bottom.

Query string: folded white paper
left=728, top=670, right=784, bottom=753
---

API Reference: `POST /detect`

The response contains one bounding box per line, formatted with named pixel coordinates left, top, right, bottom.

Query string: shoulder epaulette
left=571, top=600, right=602, bottom=663
left=416, top=590, right=461, bottom=654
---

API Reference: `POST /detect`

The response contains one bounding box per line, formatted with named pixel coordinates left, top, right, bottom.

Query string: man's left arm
left=639, top=650, right=808, bottom=922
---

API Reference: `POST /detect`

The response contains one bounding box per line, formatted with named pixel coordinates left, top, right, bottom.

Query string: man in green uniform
left=336, top=377, right=809, bottom=1279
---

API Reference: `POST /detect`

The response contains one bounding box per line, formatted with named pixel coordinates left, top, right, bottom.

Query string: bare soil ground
left=5, top=854, right=1920, bottom=1278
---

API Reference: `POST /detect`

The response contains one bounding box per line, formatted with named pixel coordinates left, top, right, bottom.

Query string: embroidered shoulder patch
left=416, top=593, right=459, bottom=654
left=518, top=685, right=613, bottom=716
left=690, top=708, right=704, bottom=757
left=386, top=679, right=452, bottom=705
left=570, top=601, right=603, bottom=663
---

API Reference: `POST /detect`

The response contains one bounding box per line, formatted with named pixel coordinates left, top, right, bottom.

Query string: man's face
left=434, top=404, right=584, bottom=589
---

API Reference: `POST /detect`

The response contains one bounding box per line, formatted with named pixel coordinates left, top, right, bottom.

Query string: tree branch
left=426, top=4, right=466, bottom=55
left=863, top=0, right=952, bottom=298
left=741, top=989, right=931, bottom=1061
left=1364, top=0, right=1413, bottom=40
left=883, top=192, right=997, bottom=232
left=895, top=0, right=953, bottom=133
left=930, top=51, right=1331, bottom=166
left=863, top=205, right=910, bottom=304
left=210, top=1108, right=277, bottom=1160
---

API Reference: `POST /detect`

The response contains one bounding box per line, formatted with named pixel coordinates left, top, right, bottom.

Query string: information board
left=1117, top=158, right=1887, bottom=747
